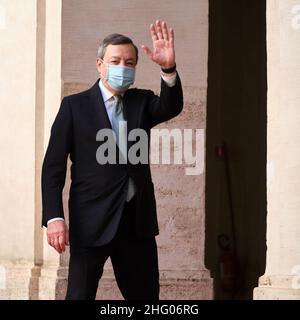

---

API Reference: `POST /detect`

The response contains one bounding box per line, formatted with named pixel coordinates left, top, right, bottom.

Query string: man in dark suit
left=42, top=20, right=183, bottom=300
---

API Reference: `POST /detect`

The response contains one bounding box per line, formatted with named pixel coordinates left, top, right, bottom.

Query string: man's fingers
left=58, top=235, right=66, bottom=252
left=169, top=28, right=174, bottom=45
left=48, top=237, right=53, bottom=246
left=162, top=21, right=169, bottom=41
left=150, top=23, right=158, bottom=42
left=141, top=45, right=153, bottom=59
left=47, top=230, right=67, bottom=253
left=155, top=20, right=163, bottom=40
left=53, top=237, right=62, bottom=254
left=48, top=235, right=65, bottom=253
left=46, top=220, right=68, bottom=253
left=150, top=20, right=173, bottom=43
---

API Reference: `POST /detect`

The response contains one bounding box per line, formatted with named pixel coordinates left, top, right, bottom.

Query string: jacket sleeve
left=146, top=73, right=184, bottom=128
left=41, top=97, right=73, bottom=227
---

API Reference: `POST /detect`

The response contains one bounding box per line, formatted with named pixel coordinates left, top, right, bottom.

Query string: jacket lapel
left=89, top=79, right=112, bottom=131
left=89, top=79, right=138, bottom=154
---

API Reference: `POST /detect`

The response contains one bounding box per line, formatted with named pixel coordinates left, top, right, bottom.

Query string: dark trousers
left=65, top=197, right=160, bottom=300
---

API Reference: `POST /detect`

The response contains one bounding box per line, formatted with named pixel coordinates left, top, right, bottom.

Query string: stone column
left=37, top=0, right=66, bottom=300
left=0, top=0, right=40, bottom=300
left=254, top=0, right=300, bottom=299
left=0, top=0, right=64, bottom=300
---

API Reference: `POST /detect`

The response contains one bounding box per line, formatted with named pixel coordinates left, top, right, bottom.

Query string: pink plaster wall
left=61, top=0, right=212, bottom=299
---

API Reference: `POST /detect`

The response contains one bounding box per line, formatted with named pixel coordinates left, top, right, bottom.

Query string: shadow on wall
left=205, top=0, right=267, bottom=299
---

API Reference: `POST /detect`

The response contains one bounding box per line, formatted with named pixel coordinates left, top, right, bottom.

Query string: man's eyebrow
left=109, top=56, right=134, bottom=61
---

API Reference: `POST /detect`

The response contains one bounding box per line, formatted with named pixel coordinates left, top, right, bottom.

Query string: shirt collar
left=99, top=79, right=113, bottom=103
left=99, top=79, right=124, bottom=103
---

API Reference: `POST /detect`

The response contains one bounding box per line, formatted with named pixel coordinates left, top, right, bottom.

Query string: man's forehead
left=104, top=44, right=136, bottom=57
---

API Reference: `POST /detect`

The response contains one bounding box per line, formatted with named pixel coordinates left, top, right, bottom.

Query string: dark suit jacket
left=41, top=74, right=183, bottom=249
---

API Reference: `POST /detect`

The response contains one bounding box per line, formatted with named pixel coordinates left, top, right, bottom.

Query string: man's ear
left=96, top=58, right=102, bottom=72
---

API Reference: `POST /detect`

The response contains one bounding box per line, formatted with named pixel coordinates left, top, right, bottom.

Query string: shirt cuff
left=47, top=217, right=65, bottom=226
left=161, top=72, right=177, bottom=87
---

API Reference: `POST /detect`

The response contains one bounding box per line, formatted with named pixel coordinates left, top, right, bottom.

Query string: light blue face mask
left=100, top=59, right=136, bottom=91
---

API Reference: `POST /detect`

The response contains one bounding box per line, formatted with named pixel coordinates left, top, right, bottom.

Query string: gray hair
left=97, top=33, right=139, bottom=63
